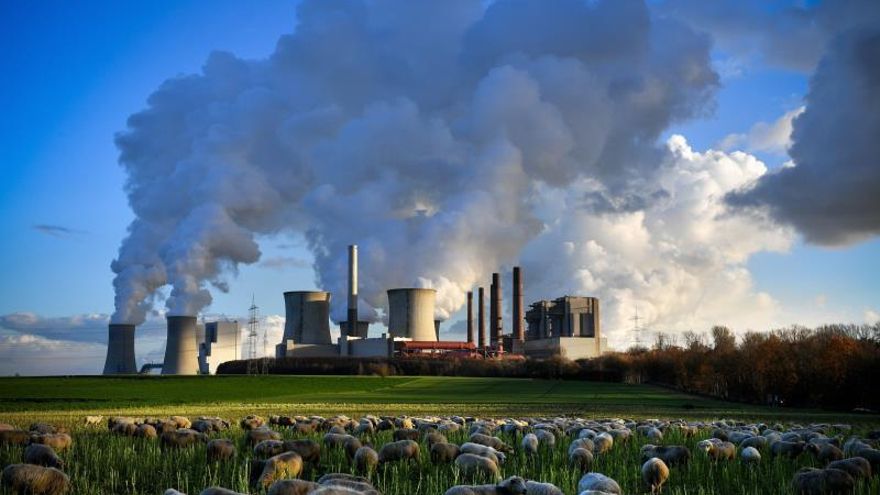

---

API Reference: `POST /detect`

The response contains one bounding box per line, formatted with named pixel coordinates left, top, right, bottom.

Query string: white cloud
left=866, top=309, right=880, bottom=324
left=0, top=333, right=106, bottom=376
left=719, top=107, right=805, bottom=155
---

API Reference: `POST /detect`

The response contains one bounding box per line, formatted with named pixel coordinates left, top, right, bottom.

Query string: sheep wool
left=23, top=444, right=64, bottom=470
left=525, top=480, right=564, bottom=495
left=206, top=439, right=236, bottom=462
left=251, top=451, right=304, bottom=490
left=577, top=473, right=621, bottom=495
left=266, top=479, right=320, bottom=495
left=444, top=476, right=527, bottom=495
left=454, top=453, right=501, bottom=480
left=431, top=442, right=461, bottom=464
left=740, top=446, right=761, bottom=464
left=522, top=434, right=539, bottom=456
left=641, top=457, right=670, bottom=494
left=1, top=464, right=70, bottom=495
left=378, top=439, right=420, bottom=463
left=354, top=446, right=379, bottom=473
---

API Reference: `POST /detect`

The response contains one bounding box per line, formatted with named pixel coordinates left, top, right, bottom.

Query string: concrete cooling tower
left=103, top=324, right=136, bottom=374
left=283, top=291, right=332, bottom=344
left=387, top=288, right=437, bottom=341
left=162, top=316, right=200, bottom=375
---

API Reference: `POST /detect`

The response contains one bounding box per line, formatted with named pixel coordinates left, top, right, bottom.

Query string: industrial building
left=102, top=243, right=607, bottom=374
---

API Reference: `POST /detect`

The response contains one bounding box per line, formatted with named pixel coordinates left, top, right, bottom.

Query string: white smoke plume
left=110, top=0, right=756, bottom=338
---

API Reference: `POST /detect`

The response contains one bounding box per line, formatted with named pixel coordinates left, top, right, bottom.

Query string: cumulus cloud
left=0, top=312, right=109, bottom=343
left=728, top=28, right=880, bottom=245
left=718, top=107, right=804, bottom=155
left=0, top=333, right=106, bottom=376
left=111, top=0, right=721, bottom=328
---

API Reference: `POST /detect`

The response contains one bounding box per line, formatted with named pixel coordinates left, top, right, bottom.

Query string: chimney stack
left=466, top=290, right=474, bottom=345
left=477, top=287, right=485, bottom=350
left=513, top=266, right=524, bottom=341
left=491, top=272, right=503, bottom=351
left=346, top=244, right=358, bottom=338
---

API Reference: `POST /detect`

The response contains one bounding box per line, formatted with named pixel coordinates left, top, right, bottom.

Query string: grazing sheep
left=324, top=433, right=356, bottom=449
left=424, top=431, right=448, bottom=449
left=240, top=415, right=266, bottom=430
left=199, top=488, right=246, bottom=495
left=454, top=453, right=500, bottom=480
left=267, top=479, right=320, bottom=495
left=378, top=439, right=420, bottom=464
left=255, top=439, right=287, bottom=458
left=593, top=433, right=613, bottom=455
left=569, top=447, right=594, bottom=472
left=469, top=433, right=512, bottom=453
left=827, top=457, right=872, bottom=480
left=771, top=441, right=806, bottom=459
left=169, top=416, right=191, bottom=429
left=29, top=433, right=72, bottom=452
left=29, top=424, right=58, bottom=435
left=393, top=428, right=420, bottom=442
left=1, top=464, right=70, bottom=495
left=791, top=467, right=854, bottom=495
left=316, top=473, right=380, bottom=495
left=854, top=448, right=880, bottom=473
left=524, top=480, right=563, bottom=495
left=431, top=443, right=461, bottom=464
left=522, top=434, right=539, bottom=456
left=251, top=451, right=304, bottom=490
left=108, top=416, right=136, bottom=430
left=534, top=429, right=556, bottom=448
left=642, top=458, right=670, bottom=494
left=444, top=476, right=526, bottom=495
left=705, top=441, right=736, bottom=461
left=134, top=424, right=157, bottom=439
left=577, top=473, right=621, bottom=495
left=354, top=446, right=379, bottom=473
left=741, top=446, right=761, bottom=464
left=23, top=444, right=64, bottom=469
left=461, top=443, right=506, bottom=465
left=740, top=436, right=768, bottom=450
left=811, top=444, right=844, bottom=463
left=247, top=427, right=283, bottom=446
left=160, top=429, right=208, bottom=449
left=283, top=439, right=322, bottom=464
left=83, top=415, right=103, bottom=427
left=640, top=445, right=691, bottom=467
left=644, top=427, right=664, bottom=442
left=164, top=490, right=185, bottom=495
left=568, top=438, right=595, bottom=454
left=344, top=436, right=363, bottom=459
left=0, top=429, right=32, bottom=447
left=207, top=439, right=236, bottom=462
left=111, top=422, right=137, bottom=436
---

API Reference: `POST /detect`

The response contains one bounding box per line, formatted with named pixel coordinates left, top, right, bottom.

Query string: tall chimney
left=477, top=287, right=485, bottom=350
left=346, top=244, right=358, bottom=338
left=491, top=272, right=503, bottom=350
left=513, top=266, right=524, bottom=341
left=489, top=280, right=495, bottom=345
left=466, top=290, right=474, bottom=345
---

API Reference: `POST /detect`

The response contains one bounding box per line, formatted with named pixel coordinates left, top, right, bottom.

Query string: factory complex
left=103, top=245, right=607, bottom=375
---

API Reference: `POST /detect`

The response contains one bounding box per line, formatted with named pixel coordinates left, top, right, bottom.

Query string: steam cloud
left=109, top=0, right=814, bottom=340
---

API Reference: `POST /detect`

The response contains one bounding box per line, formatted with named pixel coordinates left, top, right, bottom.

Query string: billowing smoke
left=111, top=0, right=736, bottom=336
left=728, top=28, right=880, bottom=246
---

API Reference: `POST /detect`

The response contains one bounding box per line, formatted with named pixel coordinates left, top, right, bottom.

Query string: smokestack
left=513, top=266, right=524, bottom=341
left=346, top=244, right=358, bottom=338
left=489, top=280, right=495, bottom=345
left=103, top=324, right=136, bottom=374
left=387, top=288, right=437, bottom=341
left=491, top=272, right=503, bottom=350
left=477, top=287, right=485, bottom=350
left=282, top=291, right=332, bottom=344
left=162, top=316, right=200, bottom=375
left=466, top=291, right=474, bottom=344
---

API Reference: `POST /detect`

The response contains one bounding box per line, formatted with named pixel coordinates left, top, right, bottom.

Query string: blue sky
left=0, top=0, right=877, bottom=374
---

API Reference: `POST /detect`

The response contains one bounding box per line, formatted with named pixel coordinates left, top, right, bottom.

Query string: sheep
left=250, top=451, right=304, bottom=490
left=164, top=490, right=186, bottom=495
left=324, top=432, right=356, bottom=449
left=284, top=439, right=322, bottom=464
left=316, top=473, right=380, bottom=495
left=161, top=429, right=208, bottom=449
left=431, top=443, right=461, bottom=464
left=827, top=457, right=872, bottom=480
left=0, top=429, right=32, bottom=447
left=267, top=479, right=320, bottom=495
left=207, top=438, right=236, bottom=462
left=809, top=444, right=844, bottom=463
left=255, top=439, right=287, bottom=458
left=108, top=416, right=136, bottom=430
left=569, top=447, right=594, bottom=472
left=642, top=458, right=670, bottom=495
left=469, top=433, right=512, bottom=453
left=534, top=429, right=556, bottom=448
left=568, top=438, right=595, bottom=454
left=593, top=433, right=613, bottom=455
left=522, top=433, right=539, bottom=456
left=240, top=415, right=265, bottom=430
left=771, top=440, right=806, bottom=459
left=1, top=464, right=70, bottom=495
left=23, top=444, right=64, bottom=469
left=198, top=488, right=247, bottom=495
left=247, top=427, right=282, bottom=446
left=29, top=423, right=59, bottom=435
left=524, top=480, right=563, bottom=495
left=741, top=446, right=761, bottom=464
left=343, top=436, right=363, bottom=459
left=739, top=436, right=768, bottom=450
left=577, top=473, right=621, bottom=495
left=461, top=442, right=506, bottom=465
left=454, top=453, right=500, bottom=480
left=705, top=441, right=736, bottom=461
left=854, top=448, right=880, bottom=473
left=444, top=476, right=527, bottom=495
left=134, top=424, right=157, bottom=439
left=169, top=416, right=191, bottom=429
left=640, top=445, right=691, bottom=467
left=393, top=428, right=421, bottom=442
left=354, top=446, right=379, bottom=473
left=842, top=437, right=871, bottom=457
left=378, top=439, right=420, bottom=464
left=111, top=422, right=137, bottom=436
left=424, top=431, right=448, bottom=449
left=791, top=467, right=854, bottom=495
left=83, top=415, right=103, bottom=427
left=29, top=433, right=72, bottom=452
left=643, top=427, right=664, bottom=442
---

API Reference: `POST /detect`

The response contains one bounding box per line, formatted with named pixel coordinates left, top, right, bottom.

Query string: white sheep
left=642, top=457, right=669, bottom=494
left=444, top=476, right=527, bottom=495
left=522, top=434, right=539, bottom=456
left=577, top=473, right=621, bottom=495
left=741, top=446, right=761, bottom=464
left=524, top=480, right=564, bottom=495
left=461, top=442, right=506, bottom=464
left=454, top=453, right=500, bottom=480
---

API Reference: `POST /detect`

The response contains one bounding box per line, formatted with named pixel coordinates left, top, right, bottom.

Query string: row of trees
left=586, top=324, right=880, bottom=410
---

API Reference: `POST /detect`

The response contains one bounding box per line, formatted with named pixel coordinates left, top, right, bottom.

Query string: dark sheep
left=740, top=436, right=769, bottom=450
left=354, top=446, right=379, bottom=474
left=771, top=441, right=806, bottom=459
left=811, top=444, right=844, bottom=463
left=29, top=433, right=72, bottom=452
left=424, top=431, right=448, bottom=450
left=431, top=442, right=461, bottom=464
left=569, top=447, right=594, bottom=473
left=378, top=439, right=420, bottom=464
left=111, top=422, right=137, bottom=436
left=0, top=429, right=31, bottom=447
left=640, top=445, right=691, bottom=467
left=343, top=436, right=363, bottom=459
left=160, top=429, right=208, bottom=449
left=284, top=439, right=322, bottom=464
left=134, top=424, right=158, bottom=439
left=23, top=444, right=64, bottom=470
left=791, top=467, right=854, bottom=495
left=267, top=479, right=320, bottom=495
left=255, top=440, right=287, bottom=458
left=323, top=433, right=355, bottom=449
left=29, top=424, right=59, bottom=435
left=199, top=488, right=246, bottom=495
left=854, top=448, right=880, bottom=473
left=1, top=464, right=70, bottom=495
left=207, top=439, right=236, bottom=462
left=827, top=457, right=871, bottom=480
left=393, top=428, right=420, bottom=442
left=247, top=427, right=282, bottom=446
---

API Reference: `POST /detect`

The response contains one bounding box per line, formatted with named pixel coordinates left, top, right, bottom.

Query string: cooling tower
left=512, top=266, right=524, bottom=341
left=103, top=324, right=136, bottom=374
left=162, top=316, right=200, bottom=375
left=283, top=291, right=332, bottom=344
left=387, top=288, right=437, bottom=341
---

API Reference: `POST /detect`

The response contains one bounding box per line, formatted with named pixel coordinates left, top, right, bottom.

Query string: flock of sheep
left=1, top=412, right=878, bottom=494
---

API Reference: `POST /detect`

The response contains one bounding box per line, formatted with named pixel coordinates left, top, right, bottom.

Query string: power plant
left=102, top=243, right=607, bottom=374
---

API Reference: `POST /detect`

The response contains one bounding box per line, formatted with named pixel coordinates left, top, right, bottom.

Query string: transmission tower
left=246, top=296, right=260, bottom=375
left=260, top=312, right=269, bottom=375
left=630, top=306, right=643, bottom=348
